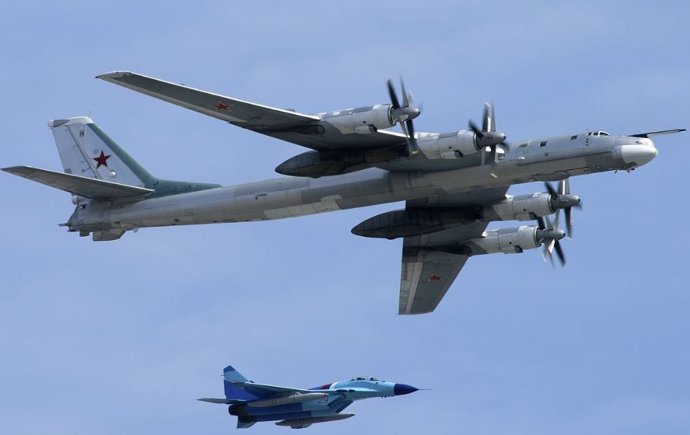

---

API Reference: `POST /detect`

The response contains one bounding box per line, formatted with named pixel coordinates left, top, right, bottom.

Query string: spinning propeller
left=544, top=179, right=582, bottom=238
left=387, top=78, right=422, bottom=156
left=536, top=214, right=566, bottom=267
left=468, top=102, right=508, bottom=165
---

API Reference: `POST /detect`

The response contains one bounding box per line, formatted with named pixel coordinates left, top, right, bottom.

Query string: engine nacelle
left=468, top=226, right=539, bottom=255
left=417, top=131, right=479, bottom=159
left=351, top=207, right=481, bottom=239
left=322, top=105, right=394, bottom=134
left=276, top=147, right=403, bottom=177
left=489, top=193, right=553, bottom=221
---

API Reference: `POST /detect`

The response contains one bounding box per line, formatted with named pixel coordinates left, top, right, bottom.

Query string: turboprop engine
left=416, top=130, right=483, bottom=159
left=437, top=224, right=566, bottom=257
left=352, top=189, right=580, bottom=239
left=323, top=105, right=397, bottom=135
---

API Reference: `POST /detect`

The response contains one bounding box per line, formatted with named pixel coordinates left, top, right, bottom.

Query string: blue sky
left=1, top=1, right=689, bottom=434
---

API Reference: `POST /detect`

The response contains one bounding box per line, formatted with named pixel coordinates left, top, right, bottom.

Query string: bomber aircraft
left=199, top=364, right=418, bottom=429
left=3, top=72, right=684, bottom=314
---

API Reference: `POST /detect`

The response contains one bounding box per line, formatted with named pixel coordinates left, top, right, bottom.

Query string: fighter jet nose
left=618, top=144, right=658, bottom=168
left=393, top=383, right=419, bottom=395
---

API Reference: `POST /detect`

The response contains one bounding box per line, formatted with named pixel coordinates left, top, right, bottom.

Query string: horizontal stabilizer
left=197, top=397, right=245, bottom=405
left=629, top=128, right=686, bottom=138
left=275, top=413, right=355, bottom=428
left=2, top=166, right=153, bottom=200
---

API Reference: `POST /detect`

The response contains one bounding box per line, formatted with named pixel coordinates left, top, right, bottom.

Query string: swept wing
left=399, top=187, right=509, bottom=314
left=97, top=71, right=407, bottom=151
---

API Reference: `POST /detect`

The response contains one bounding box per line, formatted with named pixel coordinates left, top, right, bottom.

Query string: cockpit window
left=350, top=376, right=381, bottom=381
left=598, top=131, right=609, bottom=136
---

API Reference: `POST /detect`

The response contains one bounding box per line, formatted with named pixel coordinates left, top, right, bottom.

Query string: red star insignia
left=214, top=101, right=230, bottom=111
left=93, top=150, right=111, bottom=168
left=428, top=274, right=443, bottom=282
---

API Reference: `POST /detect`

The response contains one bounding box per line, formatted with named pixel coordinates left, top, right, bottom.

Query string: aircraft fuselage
left=66, top=132, right=656, bottom=234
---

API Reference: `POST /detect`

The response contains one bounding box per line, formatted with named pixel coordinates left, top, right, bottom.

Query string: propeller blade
left=544, top=182, right=558, bottom=199
left=401, top=78, right=410, bottom=108
left=399, top=120, right=419, bottom=156
left=542, top=242, right=555, bottom=267
left=468, top=120, right=483, bottom=138
left=537, top=216, right=546, bottom=230
left=387, top=79, right=400, bottom=109
left=564, top=207, right=573, bottom=238
left=547, top=238, right=555, bottom=254
left=554, top=240, right=566, bottom=265
left=482, top=102, right=495, bottom=132
left=406, top=119, right=415, bottom=140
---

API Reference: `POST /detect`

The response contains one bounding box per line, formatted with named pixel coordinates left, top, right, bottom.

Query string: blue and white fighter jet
left=199, top=365, right=418, bottom=429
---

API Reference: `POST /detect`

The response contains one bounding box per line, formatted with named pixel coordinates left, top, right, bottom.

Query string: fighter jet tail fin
left=224, top=365, right=249, bottom=383
left=223, top=365, right=254, bottom=401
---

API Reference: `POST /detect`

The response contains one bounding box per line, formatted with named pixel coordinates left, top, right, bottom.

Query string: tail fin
left=223, top=365, right=257, bottom=401
left=50, top=117, right=153, bottom=187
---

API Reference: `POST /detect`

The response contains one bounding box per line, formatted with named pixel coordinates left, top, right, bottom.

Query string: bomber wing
left=97, top=71, right=407, bottom=151
left=398, top=187, right=509, bottom=314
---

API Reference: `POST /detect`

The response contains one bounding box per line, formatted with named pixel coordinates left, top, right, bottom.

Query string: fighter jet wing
left=231, top=381, right=323, bottom=398
left=398, top=187, right=509, bottom=314
left=97, top=71, right=407, bottom=151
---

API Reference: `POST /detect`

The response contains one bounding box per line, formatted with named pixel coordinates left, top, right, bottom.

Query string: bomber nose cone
left=619, top=144, right=658, bottom=168
left=394, top=383, right=419, bottom=396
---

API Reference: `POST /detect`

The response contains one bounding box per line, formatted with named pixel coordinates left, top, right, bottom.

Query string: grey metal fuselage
left=67, top=132, right=655, bottom=233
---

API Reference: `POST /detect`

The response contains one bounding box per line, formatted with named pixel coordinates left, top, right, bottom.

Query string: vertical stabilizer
left=223, top=365, right=257, bottom=401
left=49, top=117, right=153, bottom=187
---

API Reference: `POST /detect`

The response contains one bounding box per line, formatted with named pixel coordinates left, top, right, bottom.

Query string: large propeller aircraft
left=3, top=72, right=684, bottom=314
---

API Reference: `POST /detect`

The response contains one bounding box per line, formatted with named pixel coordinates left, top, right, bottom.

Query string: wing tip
left=96, top=71, right=134, bottom=80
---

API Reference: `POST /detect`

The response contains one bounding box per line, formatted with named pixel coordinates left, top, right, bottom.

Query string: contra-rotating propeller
left=387, top=78, right=422, bottom=156
left=544, top=179, right=582, bottom=238
left=536, top=214, right=566, bottom=267
left=468, top=102, right=508, bottom=165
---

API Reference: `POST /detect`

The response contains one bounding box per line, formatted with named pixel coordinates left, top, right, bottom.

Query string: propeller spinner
left=469, top=102, right=508, bottom=165
left=544, top=179, right=582, bottom=238
left=387, top=78, right=422, bottom=156
left=536, top=214, right=567, bottom=267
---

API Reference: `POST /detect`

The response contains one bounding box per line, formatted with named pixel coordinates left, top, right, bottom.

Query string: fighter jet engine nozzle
left=393, top=383, right=419, bottom=396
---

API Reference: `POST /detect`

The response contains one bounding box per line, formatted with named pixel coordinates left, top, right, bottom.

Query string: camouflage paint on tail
left=50, top=117, right=153, bottom=187
left=49, top=117, right=221, bottom=198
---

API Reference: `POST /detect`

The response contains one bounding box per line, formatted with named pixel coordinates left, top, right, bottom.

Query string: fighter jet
left=198, top=365, right=418, bottom=429
left=3, top=72, right=685, bottom=314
